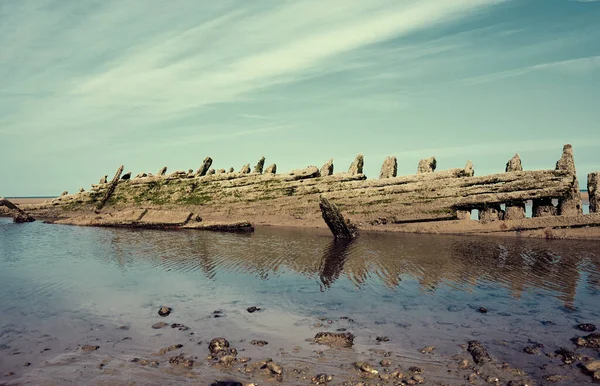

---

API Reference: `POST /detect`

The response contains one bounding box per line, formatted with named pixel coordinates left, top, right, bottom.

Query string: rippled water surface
left=1, top=218, right=599, bottom=385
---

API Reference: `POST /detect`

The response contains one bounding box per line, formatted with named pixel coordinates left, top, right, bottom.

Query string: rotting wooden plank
left=319, top=196, right=357, bottom=239
left=0, top=197, right=35, bottom=223
left=96, top=165, right=123, bottom=211
left=372, top=213, right=600, bottom=235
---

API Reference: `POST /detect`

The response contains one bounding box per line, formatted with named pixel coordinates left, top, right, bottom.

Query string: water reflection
left=96, top=227, right=600, bottom=308
left=319, top=239, right=354, bottom=290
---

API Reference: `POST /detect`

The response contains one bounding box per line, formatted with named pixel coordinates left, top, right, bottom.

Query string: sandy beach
left=5, top=197, right=55, bottom=205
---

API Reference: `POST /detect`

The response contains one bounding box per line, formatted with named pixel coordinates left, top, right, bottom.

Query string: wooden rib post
left=319, top=195, right=357, bottom=239
left=96, top=165, right=124, bottom=212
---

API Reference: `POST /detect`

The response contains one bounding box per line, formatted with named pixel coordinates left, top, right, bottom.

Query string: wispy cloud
left=456, top=55, right=600, bottom=85
left=0, top=0, right=505, bottom=137
left=1, top=0, right=599, bottom=195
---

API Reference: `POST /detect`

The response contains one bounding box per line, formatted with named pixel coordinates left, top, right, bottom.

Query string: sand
left=5, top=197, right=54, bottom=205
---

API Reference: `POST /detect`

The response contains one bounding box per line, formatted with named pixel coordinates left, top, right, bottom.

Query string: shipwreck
left=3, top=144, right=600, bottom=240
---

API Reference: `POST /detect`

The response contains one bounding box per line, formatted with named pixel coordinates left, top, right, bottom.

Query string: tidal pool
left=0, top=218, right=599, bottom=385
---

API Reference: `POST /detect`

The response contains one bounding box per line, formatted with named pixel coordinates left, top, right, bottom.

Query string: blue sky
left=1, top=0, right=599, bottom=196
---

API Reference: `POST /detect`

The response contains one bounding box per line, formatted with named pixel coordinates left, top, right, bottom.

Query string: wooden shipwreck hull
left=16, top=144, right=600, bottom=239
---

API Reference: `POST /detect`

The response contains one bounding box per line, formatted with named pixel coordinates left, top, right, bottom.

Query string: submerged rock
left=250, top=340, right=268, bottom=346
left=218, top=354, right=236, bottom=367
left=314, top=332, right=354, bottom=348
left=81, top=345, right=99, bottom=351
left=554, top=348, right=579, bottom=364
left=247, top=306, right=261, bottom=313
left=158, top=344, right=183, bottom=355
left=467, top=340, right=491, bottom=364
left=170, top=323, right=189, bottom=331
left=152, top=322, right=168, bottom=329
left=576, top=323, right=596, bottom=332
left=311, top=373, right=333, bottom=384
left=583, top=360, right=600, bottom=373
left=158, top=306, right=172, bottom=317
left=353, top=361, right=378, bottom=375
left=523, top=343, right=543, bottom=355
left=572, top=332, right=600, bottom=348
left=168, top=353, right=194, bottom=367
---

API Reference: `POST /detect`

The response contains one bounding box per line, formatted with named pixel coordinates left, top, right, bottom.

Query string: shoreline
left=2, top=194, right=598, bottom=241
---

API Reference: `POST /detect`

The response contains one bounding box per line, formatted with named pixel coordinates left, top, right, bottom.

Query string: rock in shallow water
left=158, top=306, right=171, bottom=317
left=576, top=323, right=597, bottom=332
left=467, top=340, right=491, bottom=364
left=152, top=322, right=168, bottom=329
left=314, top=332, right=354, bottom=348
left=158, top=344, right=183, bottom=355
left=353, top=361, right=378, bottom=375
left=311, top=373, right=333, bottom=384
left=250, top=340, right=268, bottom=346
left=168, top=353, right=194, bottom=367
left=572, top=332, right=600, bottom=348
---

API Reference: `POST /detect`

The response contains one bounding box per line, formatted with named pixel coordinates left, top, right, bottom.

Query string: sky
left=1, top=0, right=599, bottom=196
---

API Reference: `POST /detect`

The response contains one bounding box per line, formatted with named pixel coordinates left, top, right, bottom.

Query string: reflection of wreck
left=16, top=144, right=600, bottom=239
left=89, top=226, right=600, bottom=309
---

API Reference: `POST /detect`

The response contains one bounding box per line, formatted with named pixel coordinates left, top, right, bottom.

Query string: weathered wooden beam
left=319, top=196, right=357, bottom=239
left=589, top=172, right=599, bottom=213
left=379, top=156, right=397, bottom=179
left=0, top=197, right=35, bottom=223
left=504, top=154, right=526, bottom=220
left=417, top=157, right=436, bottom=173
left=195, top=157, right=213, bottom=177
left=96, top=165, right=124, bottom=211
left=556, top=144, right=583, bottom=216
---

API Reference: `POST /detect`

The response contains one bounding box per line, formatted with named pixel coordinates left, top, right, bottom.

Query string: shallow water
left=0, top=218, right=599, bottom=385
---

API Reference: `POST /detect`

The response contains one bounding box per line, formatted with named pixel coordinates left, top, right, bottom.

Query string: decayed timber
left=17, top=144, right=600, bottom=239
left=589, top=172, right=599, bottom=213
left=52, top=209, right=253, bottom=232
left=96, top=165, right=123, bottom=211
left=375, top=213, right=600, bottom=236
left=319, top=196, right=357, bottom=239
left=65, top=167, right=574, bottom=224
left=0, top=197, right=35, bottom=223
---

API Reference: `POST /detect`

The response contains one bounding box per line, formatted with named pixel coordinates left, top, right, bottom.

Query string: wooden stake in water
left=319, top=196, right=357, bottom=239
